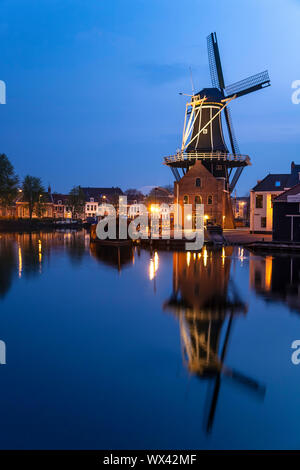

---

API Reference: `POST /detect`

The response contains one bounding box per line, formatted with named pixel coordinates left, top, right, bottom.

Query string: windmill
left=164, top=32, right=270, bottom=195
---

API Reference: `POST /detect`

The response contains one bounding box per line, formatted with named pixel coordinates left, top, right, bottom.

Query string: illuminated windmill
left=164, top=32, right=270, bottom=195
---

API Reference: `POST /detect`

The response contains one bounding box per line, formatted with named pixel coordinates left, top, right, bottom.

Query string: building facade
left=174, top=160, right=233, bottom=228
left=273, top=183, right=300, bottom=242
left=250, top=162, right=300, bottom=233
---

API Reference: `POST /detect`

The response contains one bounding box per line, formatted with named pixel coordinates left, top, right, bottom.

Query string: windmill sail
left=225, top=70, right=270, bottom=99
left=207, top=32, right=225, bottom=90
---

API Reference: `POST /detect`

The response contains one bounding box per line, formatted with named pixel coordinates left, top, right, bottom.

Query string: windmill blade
left=225, top=70, right=270, bottom=99
left=224, top=106, right=240, bottom=155
left=223, top=105, right=245, bottom=192
left=207, top=32, right=225, bottom=90
left=230, top=167, right=244, bottom=193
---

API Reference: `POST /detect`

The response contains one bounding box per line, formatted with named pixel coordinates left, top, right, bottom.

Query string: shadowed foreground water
left=0, top=230, right=300, bottom=450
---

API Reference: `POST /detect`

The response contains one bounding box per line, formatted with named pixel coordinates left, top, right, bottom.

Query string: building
left=81, top=187, right=123, bottom=218
left=174, top=160, right=232, bottom=228
left=232, top=196, right=250, bottom=226
left=272, top=183, right=300, bottom=242
left=16, top=191, right=54, bottom=218
left=250, top=162, right=300, bottom=233
left=52, top=194, right=72, bottom=219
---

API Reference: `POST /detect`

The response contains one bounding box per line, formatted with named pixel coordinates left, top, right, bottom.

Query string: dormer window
left=58, top=200, right=62, bottom=205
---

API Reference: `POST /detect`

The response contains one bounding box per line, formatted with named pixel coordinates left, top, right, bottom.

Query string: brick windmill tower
left=164, top=33, right=270, bottom=228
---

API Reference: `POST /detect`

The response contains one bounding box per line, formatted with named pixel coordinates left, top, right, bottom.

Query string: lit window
left=275, top=181, right=281, bottom=187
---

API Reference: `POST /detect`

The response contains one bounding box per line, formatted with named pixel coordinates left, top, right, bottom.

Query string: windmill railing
left=164, top=152, right=250, bottom=165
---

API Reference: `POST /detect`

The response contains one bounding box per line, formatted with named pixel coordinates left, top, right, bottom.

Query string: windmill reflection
left=250, top=252, right=300, bottom=313
left=164, top=248, right=265, bottom=433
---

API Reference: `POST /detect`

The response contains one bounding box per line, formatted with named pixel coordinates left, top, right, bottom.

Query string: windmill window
left=195, top=178, right=201, bottom=187
left=183, top=195, right=189, bottom=204
left=275, top=181, right=281, bottom=187
left=207, top=195, right=213, bottom=205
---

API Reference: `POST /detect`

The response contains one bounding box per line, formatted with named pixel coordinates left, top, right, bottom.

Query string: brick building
left=174, top=160, right=234, bottom=228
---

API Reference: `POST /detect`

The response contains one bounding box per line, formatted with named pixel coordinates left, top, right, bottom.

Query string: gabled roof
left=17, top=192, right=53, bottom=204
left=81, top=187, right=123, bottom=202
left=52, top=193, right=70, bottom=205
left=286, top=162, right=300, bottom=187
left=273, top=183, right=300, bottom=202
left=252, top=174, right=289, bottom=192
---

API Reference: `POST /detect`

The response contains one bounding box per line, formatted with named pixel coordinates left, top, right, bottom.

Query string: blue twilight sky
left=0, top=0, right=300, bottom=195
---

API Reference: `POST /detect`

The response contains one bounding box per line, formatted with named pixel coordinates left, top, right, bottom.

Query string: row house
left=16, top=191, right=54, bottom=218
left=52, top=194, right=73, bottom=219
left=250, top=162, right=300, bottom=234
left=81, top=187, right=123, bottom=218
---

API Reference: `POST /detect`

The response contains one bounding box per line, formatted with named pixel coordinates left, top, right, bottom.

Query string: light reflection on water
left=0, top=231, right=300, bottom=449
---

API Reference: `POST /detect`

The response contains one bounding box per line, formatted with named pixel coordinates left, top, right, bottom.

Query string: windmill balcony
left=164, top=151, right=251, bottom=168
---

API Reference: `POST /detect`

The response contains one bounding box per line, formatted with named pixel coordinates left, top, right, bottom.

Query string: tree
left=22, top=176, right=45, bottom=220
left=68, top=186, right=85, bottom=219
left=124, top=188, right=144, bottom=202
left=163, top=184, right=174, bottom=194
left=0, top=154, right=19, bottom=216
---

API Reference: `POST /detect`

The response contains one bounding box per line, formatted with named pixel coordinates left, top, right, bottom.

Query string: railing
left=164, top=152, right=250, bottom=164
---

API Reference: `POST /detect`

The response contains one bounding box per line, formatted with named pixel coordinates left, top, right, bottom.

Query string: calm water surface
left=0, top=230, right=299, bottom=449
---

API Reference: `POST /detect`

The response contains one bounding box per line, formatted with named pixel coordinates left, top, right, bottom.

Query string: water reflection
left=0, top=231, right=88, bottom=297
left=90, top=243, right=135, bottom=271
left=164, top=248, right=265, bottom=433
left=0, top=234, right=17, bottom=297
left=250, top=253, right=300, bottom=313
left=1, top=232, right=300, bottom=447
